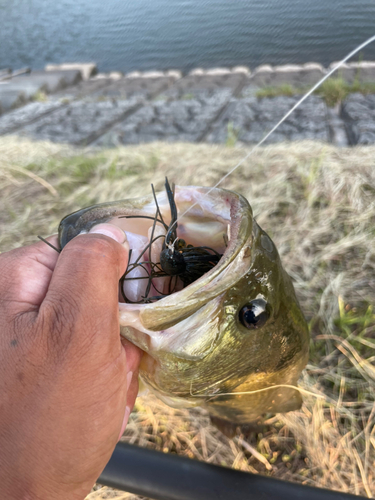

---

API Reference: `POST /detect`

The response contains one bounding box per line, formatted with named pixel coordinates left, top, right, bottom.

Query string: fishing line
left=37, top=235, right=61, bottom=253
left=166, top=34, right=375, bottom=244
left=189, top=383, right=326, bottom=400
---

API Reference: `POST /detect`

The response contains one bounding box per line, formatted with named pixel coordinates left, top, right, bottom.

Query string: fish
left=58, top=180, right=309, bottom=429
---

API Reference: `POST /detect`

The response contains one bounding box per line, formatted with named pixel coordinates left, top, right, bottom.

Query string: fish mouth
left=59, top=184, right=253, bottom=331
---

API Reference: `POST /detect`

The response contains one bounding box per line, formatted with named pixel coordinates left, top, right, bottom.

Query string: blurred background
left=1, top=0, right=375, bottom=72
left=1, top=2, right=375, bottom=500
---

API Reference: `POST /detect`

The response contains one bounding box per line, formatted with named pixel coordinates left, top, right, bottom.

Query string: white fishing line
left=171, top=34, right=375, bottom=233
left=189, top=383, right=326, bottom=400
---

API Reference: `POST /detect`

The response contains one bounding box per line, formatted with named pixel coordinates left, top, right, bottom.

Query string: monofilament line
left=171, top=34, right=375, bottom=232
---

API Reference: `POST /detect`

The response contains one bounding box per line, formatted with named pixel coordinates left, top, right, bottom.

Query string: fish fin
left=206, top=385, right=303, bottom=426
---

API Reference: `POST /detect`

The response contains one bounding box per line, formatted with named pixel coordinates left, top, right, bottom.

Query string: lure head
left=59, top=185, right=309, bottom=424
left=160, top=246, right=186, bottom=276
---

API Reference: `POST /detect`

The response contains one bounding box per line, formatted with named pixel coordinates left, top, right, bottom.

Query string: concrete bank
left=1, top=61, right=375, bottom=147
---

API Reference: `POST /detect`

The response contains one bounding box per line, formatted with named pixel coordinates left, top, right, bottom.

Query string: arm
left=0, top=226, right=141, bottom=500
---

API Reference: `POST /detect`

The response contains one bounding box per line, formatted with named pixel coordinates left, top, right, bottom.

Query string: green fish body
left=59, top=185, right=309, bottom=425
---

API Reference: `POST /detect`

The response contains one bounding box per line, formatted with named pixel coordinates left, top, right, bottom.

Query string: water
left=1, top=0, right=375, bottom=73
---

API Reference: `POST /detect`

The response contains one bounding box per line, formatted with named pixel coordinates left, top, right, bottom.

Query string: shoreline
left=3, top=59, right=375, bottom=87
left=1, top=60, right=375, bottom=147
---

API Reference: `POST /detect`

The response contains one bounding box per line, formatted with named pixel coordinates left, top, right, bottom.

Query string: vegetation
left=32, top=90, right=48, bottom=102
left=0, top=137, right=374, bottom=499
left=255, top=77, right=375, bottom=107
left=225, top=121, right=239, bottom=147
left=316, top=77, right=375, bottom=107
left=255, top=83, right=297, bottom=99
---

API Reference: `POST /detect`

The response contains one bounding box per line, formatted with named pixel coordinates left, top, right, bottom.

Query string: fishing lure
left=119, top=178, right=222, bottom=303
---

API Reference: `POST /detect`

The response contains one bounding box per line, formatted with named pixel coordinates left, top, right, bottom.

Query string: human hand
left=0, top=225, right=142, bottom=500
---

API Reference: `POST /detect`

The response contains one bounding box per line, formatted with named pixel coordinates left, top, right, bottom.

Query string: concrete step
left=95, top=89, right=232, bottom=146
left=43, top=69, right=82, bottom=87
left=0, top=69, right=12, bottom=81
left=329, top=61, right=375, bottom=84
left=45, top=63, right=97, bottom=81
left=10, top=71, right=68, bottom=94
left=0, top=84, right=35, bottom=113
left=206, top=95, right=329, bottom=145
left=249, top=63, right=326, bottom=88
left=92, top=74, right=179, bottom=100
left=51, top=77, right=117, bottom=100
left=18, top=98, right=141, bottom=145
left=0, top=67, right=31, bottom=82
left=0, top=70, right=83, bottom=114
left=0, top=101, right=65, bottom=135
left=165, top=68, right=247, bottom=99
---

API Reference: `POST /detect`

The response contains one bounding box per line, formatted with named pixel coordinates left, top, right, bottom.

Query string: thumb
left=40, top=224, right=129, bottom=348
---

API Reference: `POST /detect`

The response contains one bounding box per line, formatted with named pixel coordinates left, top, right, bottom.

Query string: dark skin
left=0, top=224, right=142, bottom=500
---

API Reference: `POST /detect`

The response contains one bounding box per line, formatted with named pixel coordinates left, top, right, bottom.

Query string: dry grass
left=0, top=137, right=374, bottom=498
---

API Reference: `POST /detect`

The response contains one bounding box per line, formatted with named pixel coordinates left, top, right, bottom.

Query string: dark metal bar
left=99, top=443, right=363, bottom=500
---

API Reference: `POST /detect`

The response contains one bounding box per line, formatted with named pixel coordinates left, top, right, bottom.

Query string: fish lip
left=58, top=205, right=107, bottom=248
left=139, top=187, right=253, bottom=331
left=58, top=194, right=154, bottom=249
left=58, top=186, right=253, bottom=330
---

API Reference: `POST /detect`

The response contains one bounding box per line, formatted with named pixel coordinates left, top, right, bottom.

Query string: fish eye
left=239, top=299, right=270, bottom=329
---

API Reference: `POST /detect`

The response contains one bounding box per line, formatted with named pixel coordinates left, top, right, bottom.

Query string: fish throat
left=119, top=178, right=224, bottom=304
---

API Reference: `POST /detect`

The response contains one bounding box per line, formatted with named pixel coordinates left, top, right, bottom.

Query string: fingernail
left=89, top=223, right=126, bottom=244
left=118, top=406, right=131, bottom=441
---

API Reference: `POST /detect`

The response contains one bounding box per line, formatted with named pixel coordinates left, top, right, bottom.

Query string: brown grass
left=0, top=137, right=374, bottom=499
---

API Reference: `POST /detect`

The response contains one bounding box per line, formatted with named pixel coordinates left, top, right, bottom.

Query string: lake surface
left=1, top=0, right=375, bottom=73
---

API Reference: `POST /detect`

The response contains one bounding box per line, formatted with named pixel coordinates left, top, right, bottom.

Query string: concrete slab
left=329, top=61, right=375, bottom=84
left=0, top=79, right=43, bottom=98
left=93, top=75, right=177, bottom=100
left=205, top=68, right=232, bottom=76
left=93, top=72, right=124, bottom=81
left=96, top=89, right=231, bottom=145
left=341, top=93, right=375, bottom=145
left=164, top=71, right=246, bottom=99
left=247, top=65, right=273, bottom=87
left=0, top=101, right=64, bottom=135
left=52, top=78, right=116, bottom=100
left=45, top=63, right=97, bottom=80
left=232, top=66, right=251, bottom=75
left=326, top=105, right=349, bottom=147
left=0, top=68, right=31, bottom=82
left=11, top=71, right=68, bottom=94
left=250, top=63, right=326, bottom=87
left=165, top=70, right=182, bottom=79
left=46, top=69, right=82, bottom=87
left=0, top=69, right=12, bottom=81
left=207, top=95, right=329, bottom=144
left=0, top=85, right=28, bottom=112
left=18, top=98, right=140, bottom=145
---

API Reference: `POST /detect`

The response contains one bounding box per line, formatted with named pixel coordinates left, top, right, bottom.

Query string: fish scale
left=59, top=184, right=309, bottom=427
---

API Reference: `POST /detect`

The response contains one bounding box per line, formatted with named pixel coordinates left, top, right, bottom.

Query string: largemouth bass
left=58, top=182, right=309, bottom=426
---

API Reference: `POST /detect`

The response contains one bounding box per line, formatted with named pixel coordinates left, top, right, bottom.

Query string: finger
left=121, top=339, right=143, bottom=410
left=40, top=229, right=129, bottom=348
left=0, top=236, right=61, bottom=316
left=118, top=370, right=139, bottom=441
left=121, top=338, right=143, bottom=374
left=89, top=223, right=127, bottom=242
left=118, top=339, right=142, bottom=440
